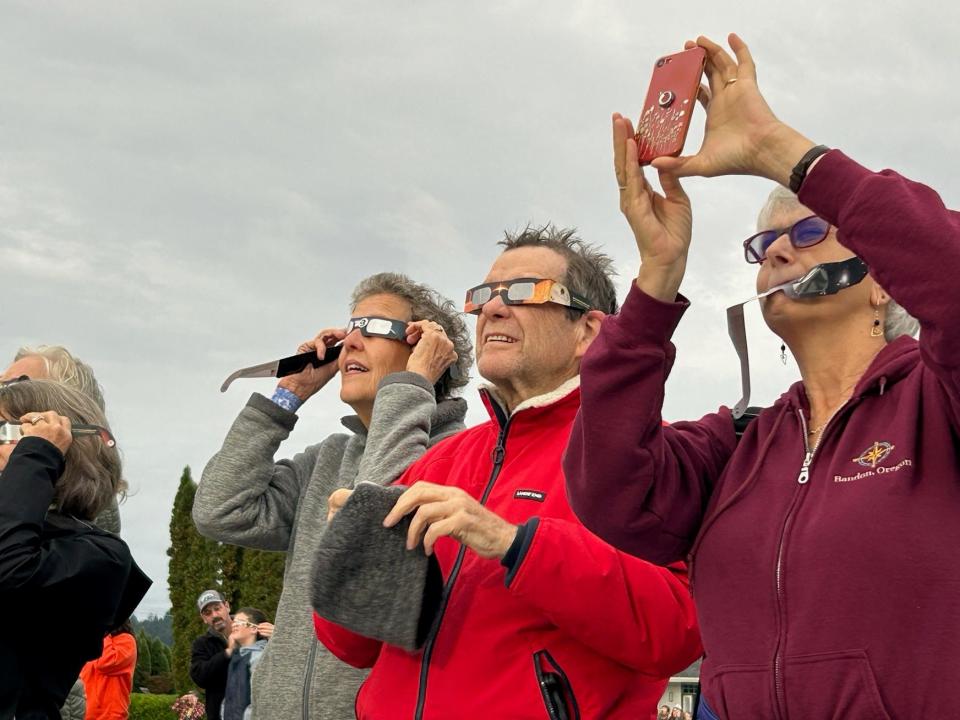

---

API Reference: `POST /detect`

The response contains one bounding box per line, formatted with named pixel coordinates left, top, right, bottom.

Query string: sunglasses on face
left=463, top=277, right=591, bottom=315
left=743, top=215, right=831, bottom=264
left=345, top=316, right=408, bottom=341
left=0, top=420, right=117, bottom=447
left=232, top=619, right=259, bottom=630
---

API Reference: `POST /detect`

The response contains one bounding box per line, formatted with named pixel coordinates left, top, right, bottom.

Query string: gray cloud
left=1, top=1, right=957, bottom=615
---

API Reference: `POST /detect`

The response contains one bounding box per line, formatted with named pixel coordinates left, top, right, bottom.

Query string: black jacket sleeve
left=190, top=636, right=230, bottom=689
left=0, top=437, right=70, bottom=590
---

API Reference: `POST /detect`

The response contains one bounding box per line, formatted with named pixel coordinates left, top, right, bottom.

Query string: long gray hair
left=758, top=186, right=919, bottom=342
left=0, top=379, right=124, bottom=520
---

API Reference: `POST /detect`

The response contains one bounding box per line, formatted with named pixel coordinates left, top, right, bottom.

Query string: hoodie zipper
left=413, top=405, right=512, bottom=720
left=302, top=638, right=319, bottom=720
left=771, top=403, right=846, bottom=719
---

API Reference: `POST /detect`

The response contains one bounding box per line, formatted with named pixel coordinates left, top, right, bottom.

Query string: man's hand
left=382, top=481, right=518, bottom=559
left=327, top=488, right=353, bottom=521
left=405, top=320, right=458, bottom=386
left=277, top=327, right=346, bottom=402
left=19, top=411, right=73, bottom=455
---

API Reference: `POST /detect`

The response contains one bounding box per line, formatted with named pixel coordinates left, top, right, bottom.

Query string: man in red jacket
left=314, top=225, right=702, bottom=720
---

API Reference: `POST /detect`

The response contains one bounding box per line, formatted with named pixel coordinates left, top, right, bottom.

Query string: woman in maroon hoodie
left=564, top=34, right=959, bottom=720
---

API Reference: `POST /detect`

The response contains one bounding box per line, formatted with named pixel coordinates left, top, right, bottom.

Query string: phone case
left=635, top=47, right=706, bottom=165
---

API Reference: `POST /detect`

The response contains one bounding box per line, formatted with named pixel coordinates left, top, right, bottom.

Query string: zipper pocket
left=533, top=650, right=580, bottom=720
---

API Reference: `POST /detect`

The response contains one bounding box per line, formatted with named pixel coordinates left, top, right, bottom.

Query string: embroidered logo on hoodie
left=854, top=441, right=895, bottom=468
left=514, top=489, right=546, bottom=502
left=835, top=441, right=913, bottom=483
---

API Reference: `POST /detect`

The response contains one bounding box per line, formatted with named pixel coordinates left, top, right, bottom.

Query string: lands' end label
left=514, top=489, right=546, bottom=502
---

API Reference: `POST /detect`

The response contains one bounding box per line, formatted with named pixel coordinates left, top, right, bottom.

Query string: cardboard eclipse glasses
left=220, top=316, right=411, bottom=392
left=464, top=278, right=591, bottom=315
left=0, top=420, right=116, bottom=447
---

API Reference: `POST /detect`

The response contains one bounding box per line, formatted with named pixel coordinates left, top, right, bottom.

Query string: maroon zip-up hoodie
left=564, top=151, right=960, bottom=720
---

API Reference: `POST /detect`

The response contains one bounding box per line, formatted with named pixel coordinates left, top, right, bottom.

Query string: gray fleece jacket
left=193, top=372, right=467, bottom=720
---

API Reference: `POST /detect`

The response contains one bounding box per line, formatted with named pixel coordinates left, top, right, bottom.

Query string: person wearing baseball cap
left=189, top=590, right=231, bottom=720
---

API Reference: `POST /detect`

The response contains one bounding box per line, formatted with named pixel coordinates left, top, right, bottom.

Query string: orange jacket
left=79, top=633, right=137, bottom=720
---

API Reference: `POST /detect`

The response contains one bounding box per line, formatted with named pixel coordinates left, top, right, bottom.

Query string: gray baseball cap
left=196, top=589, right=225, bottom=612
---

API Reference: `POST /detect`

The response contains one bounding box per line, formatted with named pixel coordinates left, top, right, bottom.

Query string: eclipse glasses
left=0, top=420, right=117, bottom=447
left=464, top=278, right=591, bottom=314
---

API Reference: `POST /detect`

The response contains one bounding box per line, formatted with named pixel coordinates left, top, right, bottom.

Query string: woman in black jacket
left=0, top=379, right=150, bottom=720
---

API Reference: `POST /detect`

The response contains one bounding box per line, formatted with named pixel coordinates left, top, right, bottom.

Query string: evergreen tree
left=236, top=549, right=286, bottom=619
left=150, top=635, right=170, bottom=674
left=168, top=466, right=221, bottom=693
left=219, top=543, right=244, bottom=609
left=134, top=630, right=153, bottom=678
left=133, top=630, right=152, bottom=689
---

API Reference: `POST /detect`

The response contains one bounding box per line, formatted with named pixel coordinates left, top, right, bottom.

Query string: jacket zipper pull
left=491, top=443, right=505, bottom=466
left=797, top=451, right=812, bottom=484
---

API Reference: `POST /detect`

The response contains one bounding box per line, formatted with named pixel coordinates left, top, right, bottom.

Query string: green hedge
left=129, top=694, right=179, bottom=720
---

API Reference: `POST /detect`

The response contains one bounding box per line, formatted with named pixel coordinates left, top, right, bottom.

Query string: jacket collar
left=340, top=396, right=468, bottom=436
left=481, top=376, right=581, bottom=425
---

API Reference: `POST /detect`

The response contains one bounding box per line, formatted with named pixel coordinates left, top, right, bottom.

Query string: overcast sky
left=2, top=1, right=957, bottom=617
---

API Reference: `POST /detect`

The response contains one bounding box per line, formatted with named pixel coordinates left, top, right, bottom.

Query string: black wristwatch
left=789, top=144, right=830, bottom=193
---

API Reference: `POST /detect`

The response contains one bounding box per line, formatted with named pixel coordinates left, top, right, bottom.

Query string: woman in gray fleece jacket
left=193, top=273, right=471, bottom=720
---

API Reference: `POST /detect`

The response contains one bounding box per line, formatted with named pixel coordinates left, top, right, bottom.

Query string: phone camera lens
left=656, top=58, right=666, bottom=68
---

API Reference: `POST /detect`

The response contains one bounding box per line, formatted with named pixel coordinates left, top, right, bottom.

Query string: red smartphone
left=635, top=47, right=706, bottom=165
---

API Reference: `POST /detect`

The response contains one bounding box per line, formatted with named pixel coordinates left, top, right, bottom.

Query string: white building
left=657, top=658, right=701, bottom=715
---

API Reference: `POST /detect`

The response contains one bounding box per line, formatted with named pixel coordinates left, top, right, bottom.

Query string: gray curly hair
left=0, top=379, right=124, bottom=520
left=758, top=186, right=919, bottom=342
left=350, top=273, right=472, bottom=399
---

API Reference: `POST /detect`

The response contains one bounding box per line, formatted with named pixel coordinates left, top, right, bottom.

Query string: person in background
left=221, top=608, right=270, bottom=720
left=190, top=590, right=233, bottom=720
left=80, top=620, right=137, bottom=720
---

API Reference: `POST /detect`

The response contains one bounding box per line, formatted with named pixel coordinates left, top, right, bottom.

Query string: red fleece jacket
left=315, top=384, right=702, bottom=719
left=564, top=151, right=960, bottom=720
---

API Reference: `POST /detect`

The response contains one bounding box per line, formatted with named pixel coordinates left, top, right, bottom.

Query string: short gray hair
left=0, top=379, right=124, bottom=520
left=14, top=345, right=106, bottom=411
left=757, top=186, right=919, bottom=342
left=350, top=273, right=472, bottom=398
left=497, top=224, right=618, bottom=319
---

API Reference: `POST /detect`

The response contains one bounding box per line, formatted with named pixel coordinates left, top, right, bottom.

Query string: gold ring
left=725, top=77, right=738, bottom=87
left=31, top=415, right=43, bottom=424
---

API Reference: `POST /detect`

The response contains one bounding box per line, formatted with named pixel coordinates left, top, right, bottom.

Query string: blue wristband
left=270, top=386, right=303, bottom=413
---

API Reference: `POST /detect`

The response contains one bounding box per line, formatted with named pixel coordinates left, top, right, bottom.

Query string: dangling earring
left=870, top=307, right=883, bottom=338
left=780, top=342, right=787, bottom=365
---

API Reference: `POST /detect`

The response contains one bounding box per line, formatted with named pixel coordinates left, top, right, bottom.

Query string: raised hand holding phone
left=650, top=34, right=815, bottom=183
left=614, top=111, right=693, bottom=303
